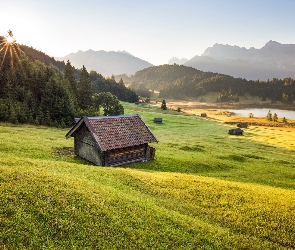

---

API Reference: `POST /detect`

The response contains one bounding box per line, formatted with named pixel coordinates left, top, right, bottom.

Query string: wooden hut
left=237, top=122, right=248, bottom=128
left=228, top=128, right=243, bottom=135
left=66, top=115, right=158, bottom=166
left=154, top=118, right=163, bottom=124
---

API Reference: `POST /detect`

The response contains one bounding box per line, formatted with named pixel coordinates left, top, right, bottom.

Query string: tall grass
left=1, top=104, right=295, bottom=249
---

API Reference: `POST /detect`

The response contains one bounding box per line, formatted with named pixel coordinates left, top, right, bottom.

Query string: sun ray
left=9, top=46, right=13, bottom=68
left=12, top=44, right=21, bottom=62
left=0, top=45, right=9, bottom=70
left=0, top=44, right=7, bottom=53
left=11, top=43, right=27, bottom=77
left=0, top=40, right=9, bottom=53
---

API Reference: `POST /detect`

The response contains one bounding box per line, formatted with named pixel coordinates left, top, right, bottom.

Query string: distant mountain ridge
left=56, top=50, right=153, bottom=76
left=168, top=57, right=188, bottom=65
left=185, top=41, right=295, bottom=80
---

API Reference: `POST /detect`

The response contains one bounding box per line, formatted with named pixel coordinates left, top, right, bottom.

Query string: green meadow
left=1, top=103, right=295, bottom=249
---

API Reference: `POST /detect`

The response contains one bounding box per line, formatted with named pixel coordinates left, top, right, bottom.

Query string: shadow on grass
left=54, top=147, right=93, bottom=165
left=218, top=155, right=247, bottom=162
left=179, top=145, right=205, bottom=152
left=126, top=158, right=233, bottom=175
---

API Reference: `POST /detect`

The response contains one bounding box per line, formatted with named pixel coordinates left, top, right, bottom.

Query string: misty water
left=228, top=108, right=295, bottom=120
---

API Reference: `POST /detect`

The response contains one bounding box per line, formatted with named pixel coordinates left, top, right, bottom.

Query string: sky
left=1, top=0, right=295, bottom=65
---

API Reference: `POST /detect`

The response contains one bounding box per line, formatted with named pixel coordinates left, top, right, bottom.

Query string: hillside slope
left=1, top=106, right=295, bottom=248
left=20, top=44, right=66, bottom=71
left=124, top=64, right=209, bottom=91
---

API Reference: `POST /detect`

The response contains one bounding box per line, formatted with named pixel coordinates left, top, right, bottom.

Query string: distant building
left=154, top=118, right=163, bottom=124
left=66, top=115, right=158, bottom=166
left=237, top=122, right=248, bottom=128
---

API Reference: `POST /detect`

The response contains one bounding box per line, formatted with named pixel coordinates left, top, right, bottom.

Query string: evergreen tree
left=77, top=65, right=93, bottom=110
left=266, top=110, right=272, bottom=121
left=40, top=76, right=75, bottom=127
left=248, top=113, right=254, bottom=118
left=273, top=113, right=278, bottom=122
left=161, top=100, right=167, bottom=110
left=118, top=78, right=124, bottom=86
left=64, top=60, right=78, bottom=108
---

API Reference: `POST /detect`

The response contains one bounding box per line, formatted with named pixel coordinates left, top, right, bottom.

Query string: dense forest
left=121, top=64, right=295, bottom=104
left=0, top=33, right=138, bottom=127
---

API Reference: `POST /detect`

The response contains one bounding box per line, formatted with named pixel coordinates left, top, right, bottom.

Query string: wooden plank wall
left=106, top=144, right=146, bottom=166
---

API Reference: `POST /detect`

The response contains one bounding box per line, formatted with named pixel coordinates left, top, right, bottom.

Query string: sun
left=5, top=29, right=15, bottom=44
left=0, top=30, right=27, bottom=72
left=6, top=35, right=15, bottom=44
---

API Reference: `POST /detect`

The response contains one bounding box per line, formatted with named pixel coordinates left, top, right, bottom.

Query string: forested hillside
left=123, top=64, right=295, bottom=104
left=0, top=33, right=138, bottom=127
left=20, top=44, right=66, bottom=71
left=127, top=64, right=205, bottom=91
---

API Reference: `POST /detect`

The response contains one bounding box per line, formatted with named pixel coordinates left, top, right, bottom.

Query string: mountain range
left=56, top=50, right=152, bottom=77
left=184, top=41, right=295, bottom=80
left=168, top=57, right=188, bottom=65
left=55, top=41, right=295, bottom=80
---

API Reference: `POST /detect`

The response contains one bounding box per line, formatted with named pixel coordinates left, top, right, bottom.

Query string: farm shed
left=154, top=118, right=163, bottom=124
left=228, top=128, right=243, bottom=135
left=237, top=122, right=248, bottom=128
left=66, top=115, right=158, bottom=166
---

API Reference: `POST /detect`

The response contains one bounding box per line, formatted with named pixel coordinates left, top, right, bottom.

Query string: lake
left=228, top=108, right=295, bottom=120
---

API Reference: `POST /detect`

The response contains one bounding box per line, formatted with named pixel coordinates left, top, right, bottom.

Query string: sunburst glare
left=0, top=30, right=26, bottom=73
left=6, top=35, right=15, bottom=44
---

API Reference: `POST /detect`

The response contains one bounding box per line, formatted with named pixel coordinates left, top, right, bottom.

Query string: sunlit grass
left=1, top=105, right=295, bottom=248
left=245, top=125, right=295, bottom=151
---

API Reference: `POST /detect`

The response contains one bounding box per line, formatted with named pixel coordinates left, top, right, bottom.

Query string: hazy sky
left=1, top=0, right=295, bottom=65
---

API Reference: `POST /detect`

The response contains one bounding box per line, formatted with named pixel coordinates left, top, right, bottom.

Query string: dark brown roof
left=66, top=115, right=158, bottom=151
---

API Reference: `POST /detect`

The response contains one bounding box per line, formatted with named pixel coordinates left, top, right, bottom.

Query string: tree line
left=159, top=73, right=295, bottom=104
left=0, top=35, right=138, bottom=127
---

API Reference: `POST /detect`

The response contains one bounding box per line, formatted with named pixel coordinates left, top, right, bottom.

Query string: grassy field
left=1, top=103, right=295, bottom=249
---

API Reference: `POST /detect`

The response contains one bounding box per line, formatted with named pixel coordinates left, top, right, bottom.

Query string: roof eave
left=65, top=116, right=104, bottom=151
left=138, top=115, right=159, bottom=143
left=65, top=117, right=85, bottom=138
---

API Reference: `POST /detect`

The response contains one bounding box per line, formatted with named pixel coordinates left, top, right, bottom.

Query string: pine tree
left=40, top=77, right=75, bottom=127
left=161, top=100, right=167, bottom=110
left=8, top=103, right=18, bottom=124
left=273, top=113, right=278, bottom=122
left=266, top=110, right=272, bottom=121
left=64, top=60, right=78, bottom=107
left=77, top=65, right=93, bottom=110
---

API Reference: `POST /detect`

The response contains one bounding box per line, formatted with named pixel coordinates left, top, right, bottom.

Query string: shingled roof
left=66, top=115, right=158, bottom=152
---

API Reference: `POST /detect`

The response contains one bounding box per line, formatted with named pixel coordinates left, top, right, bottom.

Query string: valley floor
left=150, top=100, right=295, bottom=128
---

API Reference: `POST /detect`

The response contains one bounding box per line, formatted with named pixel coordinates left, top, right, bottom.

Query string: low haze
left=1, top=0, right=295, bottom=65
